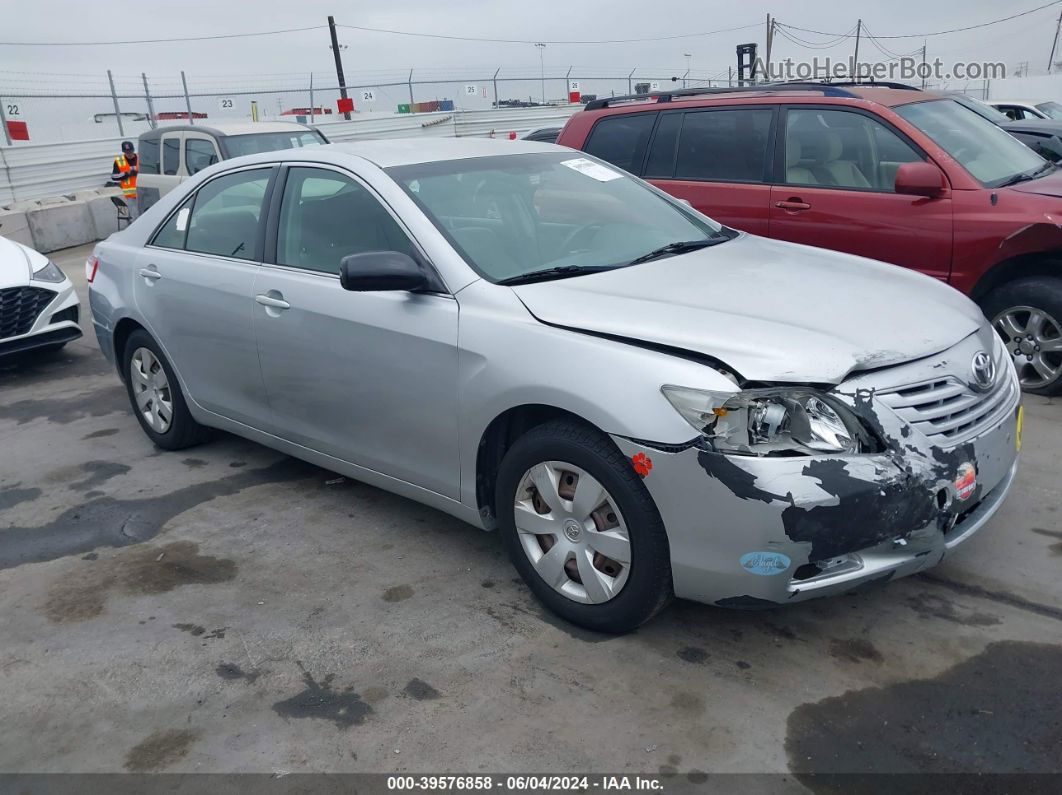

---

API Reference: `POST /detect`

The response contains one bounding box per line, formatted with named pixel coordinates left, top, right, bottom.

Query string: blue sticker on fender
left=740, top=551, right=791, bottom=576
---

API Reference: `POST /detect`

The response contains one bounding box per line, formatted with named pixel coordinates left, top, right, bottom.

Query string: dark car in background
left=557, top=83, right=1062, bottom=394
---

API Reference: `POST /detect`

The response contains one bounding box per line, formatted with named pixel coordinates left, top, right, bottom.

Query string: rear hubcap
left=513, top=461, right=631, bottom=604
left=993, top=305, right=1062, bottom=390
left=130, top=347, right=173, bottom=434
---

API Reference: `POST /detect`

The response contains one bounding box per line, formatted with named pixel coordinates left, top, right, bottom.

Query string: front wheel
left=495, top=419, right=672, bottom=634
left=982, top=277, right=1062, bottom=396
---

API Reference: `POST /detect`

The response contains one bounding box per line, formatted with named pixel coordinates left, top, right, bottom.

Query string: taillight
left=85, top=255, right=99, bottom=283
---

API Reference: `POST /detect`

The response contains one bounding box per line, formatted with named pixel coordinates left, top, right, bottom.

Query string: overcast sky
left=0, top=0, right=1055, bottom=86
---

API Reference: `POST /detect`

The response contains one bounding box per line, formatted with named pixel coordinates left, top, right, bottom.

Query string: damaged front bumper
left=612, top=331, right=1022, bottom=608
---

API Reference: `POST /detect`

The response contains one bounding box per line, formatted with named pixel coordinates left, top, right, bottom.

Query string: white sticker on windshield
left=560, top=157, right=622, bottom=182
left=175, top=207, right=190, bottom=232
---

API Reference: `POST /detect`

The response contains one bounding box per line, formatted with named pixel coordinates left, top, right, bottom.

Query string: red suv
left=557, top=82, right=1062, bottom=394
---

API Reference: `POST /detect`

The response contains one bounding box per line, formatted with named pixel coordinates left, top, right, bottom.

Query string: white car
left=988, top=99, right=1062, bottom=121
left=0, top=236, right=81, bottom=356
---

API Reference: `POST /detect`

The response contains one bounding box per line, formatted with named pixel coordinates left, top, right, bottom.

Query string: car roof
left=323, top=137, right=561, bottom=167
left=1001, top=118, right=1062, bottom=134
left=139, top=121, right=316, bottom=140
left=989, top=100, right=1041, bottom=105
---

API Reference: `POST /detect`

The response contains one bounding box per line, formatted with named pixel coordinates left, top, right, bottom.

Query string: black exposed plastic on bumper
left=0, top=326, right=82, bottom=357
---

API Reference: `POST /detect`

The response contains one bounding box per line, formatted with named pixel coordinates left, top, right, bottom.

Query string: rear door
left=644, top=106, right=776, bottom=235
left=768, top=106, right=953, bottom=280
left=135, top=165, right=275, bottom=429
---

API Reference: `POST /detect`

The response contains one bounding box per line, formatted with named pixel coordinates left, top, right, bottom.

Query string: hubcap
left=993, top=305, right=1062, bottom=390
left=513, top=461, right=631, bottom=605
left=130, top=347, right=173, bottom=434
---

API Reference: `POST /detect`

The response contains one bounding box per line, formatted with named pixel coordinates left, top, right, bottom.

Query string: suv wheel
left=982, top=277, right=1062, bottom=395
left=122, top=329, right=210, bottom=449
left=495, top=419, right=672, bottom=633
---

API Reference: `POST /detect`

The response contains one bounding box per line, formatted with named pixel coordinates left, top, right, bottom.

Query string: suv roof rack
left=582, top=81, right=921, bottom=111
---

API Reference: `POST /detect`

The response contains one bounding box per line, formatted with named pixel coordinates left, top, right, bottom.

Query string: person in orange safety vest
left=111, top=140, right=138, bottom=213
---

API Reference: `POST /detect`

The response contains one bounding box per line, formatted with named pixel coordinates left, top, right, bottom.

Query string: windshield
left=387, top=153, right=725, bottom=283
left=223, top=130, right=325, bottom=157
left=896, top=99, right=1045, bottom=187
left=1036, top=101, right=1062, bottom=119
left=950, top=94, right=1010, bottom=123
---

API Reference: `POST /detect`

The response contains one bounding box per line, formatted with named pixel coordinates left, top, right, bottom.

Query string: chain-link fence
left=0, top=66, right=748, bottom=145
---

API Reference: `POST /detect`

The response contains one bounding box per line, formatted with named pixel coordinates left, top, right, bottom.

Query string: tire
left=980, top=276, right=1062, bottom=396
left=121, top=329, right=210, bottom=450
left=495, top=419, right=673, bottom=634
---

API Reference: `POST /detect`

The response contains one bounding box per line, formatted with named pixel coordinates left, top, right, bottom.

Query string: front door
left=253, top=165, right=460, bottom=498
left=769, top=106, right=953, bottom=280
left=134, top=166, right=275, bottom=428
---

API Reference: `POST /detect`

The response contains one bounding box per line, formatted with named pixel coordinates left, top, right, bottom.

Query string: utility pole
left=1049, top=11, right=1062, bottom=73
left=921, top=42, right=928, bottom=90
left=765, top=14, right=774, bottom=81
left=328, top=15, right=350, bottom=120
left=684, top=53, right=691, bottom=87
left=853, top=19, right=862, bottom=81
left=535, top=43, right=546, bottom=105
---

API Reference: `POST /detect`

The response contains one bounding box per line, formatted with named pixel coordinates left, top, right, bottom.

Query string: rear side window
left=162, top=137, right=181, bottom=176
left=674, top=109, right=773, bottom=182
left=185, top=138, right=219, bottom=175
left=644, top=112, right=683, bottom=178
left=185, top=168, right=272, bottom=260
left=583, top=113, right=656, bottom=173
left=139, top=137, right=160, bottom=175
left=151, top=195, right=193, bottom=249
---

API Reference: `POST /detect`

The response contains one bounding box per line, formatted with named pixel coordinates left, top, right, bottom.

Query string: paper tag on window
left=175, top=207, right=190, bottom=232
left=560, top=157, right=622, bottom=182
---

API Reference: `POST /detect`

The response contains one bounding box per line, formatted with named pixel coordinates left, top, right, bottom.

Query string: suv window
left=644, top=112, right=682, bottom=178
left=276, top=167, right=415, bottom=275
left=583, top=113, right=656, bottom=173
left=139, top=137, right=160, bottom=175
left=162, top=137, right=181, bottom=176
left=185, top=168, right=272, bottom=260
left=185, top=138, right=219, bottom=175
left=674, top=109, right=772, bottom=182
left=785, top=109, right=921, bottom=191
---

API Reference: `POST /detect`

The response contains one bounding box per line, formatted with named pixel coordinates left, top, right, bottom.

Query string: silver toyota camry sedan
left=87, top=138, right=1022, bottom=633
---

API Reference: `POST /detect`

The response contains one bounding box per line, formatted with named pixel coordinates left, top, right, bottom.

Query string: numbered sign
left=218, top=97, right=234, bottom=111
left=360, top=89, right=377, bottom=103
left=464, top=84, right=479, bottom=97
left=5, top=101, right=21, bottom=117
left=568, top=81, right=580, bottom=91
left=649, top=81, right=661, bottom=91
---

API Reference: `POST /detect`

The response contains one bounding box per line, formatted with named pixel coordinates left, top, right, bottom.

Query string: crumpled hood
left=0, top=235, right=47, bottom=289
left=511, top=234, right=984, bottom=384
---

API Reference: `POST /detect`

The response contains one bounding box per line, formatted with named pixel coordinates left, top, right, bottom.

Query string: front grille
left=876, top=369, right=1018, bottom=446
left=0, top=286, right=56, bottom=340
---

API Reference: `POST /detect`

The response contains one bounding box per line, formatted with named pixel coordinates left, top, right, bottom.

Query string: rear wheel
left=982, top=277, right=1062, bottom=395
left=495, top=419, right=672, bottom=633
left=122, top=329, right=210, bottom=450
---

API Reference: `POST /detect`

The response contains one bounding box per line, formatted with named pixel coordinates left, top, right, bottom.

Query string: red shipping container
left=336, top=97, right=354, bottom=113
left=6, top=120, right=29, bottom=141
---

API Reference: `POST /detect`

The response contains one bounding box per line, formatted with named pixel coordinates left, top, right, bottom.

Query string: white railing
left=0, top=105, right=580, bottom=204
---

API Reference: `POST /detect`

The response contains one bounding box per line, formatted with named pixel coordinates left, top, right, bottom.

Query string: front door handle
left=255, top=294, right=290, bottom=310
left=775, top=199, right=811, bottom=211
left=138, top=267, right=162, bottom=281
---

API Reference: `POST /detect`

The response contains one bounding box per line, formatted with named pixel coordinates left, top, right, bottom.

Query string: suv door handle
left=255, top=294, right=290, bottom=310
left=775, top=199, right=811, bottom=211
left=138, top=267, right=162, bottom=281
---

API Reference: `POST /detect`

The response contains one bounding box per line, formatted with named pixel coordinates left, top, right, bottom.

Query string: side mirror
left=895, top=162, right=946, bottom=198
left=339, top=251, right=428, bottom=292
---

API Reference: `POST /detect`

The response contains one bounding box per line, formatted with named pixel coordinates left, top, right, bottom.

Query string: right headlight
left=661, top=384, right=869, bottom=457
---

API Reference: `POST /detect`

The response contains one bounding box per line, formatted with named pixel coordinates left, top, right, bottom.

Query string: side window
left=674, top=109, right=773, bottom=182
left=185, top=168, right=272, bottom=260
left=999, top=106, right=1022, bottom=121
left=276, top=167, right=415, bottom=275
left=139, top=137, right=160, bottom=175
left=1012, top=132, right=1062, bottom=163
left=185, top=138, right=219, bottom=175
left=150, top=195, right=193, bottom=250
left=583, top=113, right=656, bottom=174
left=162, top=137, right=181, bottom=176
left=644, top=112, right=683, bottom=178
left=785, top=109, right=922, bottom=191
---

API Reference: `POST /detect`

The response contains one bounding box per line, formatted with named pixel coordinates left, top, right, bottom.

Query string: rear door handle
left=138, top=267, right=162, bottom=281
left=255, top=294, right=290, bottom=310
left=775, top=199, right=811, bottom=211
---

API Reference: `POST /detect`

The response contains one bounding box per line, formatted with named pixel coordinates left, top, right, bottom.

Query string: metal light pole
left=684, top=53, right=692, bottom=87
left=535, top=43, right=546, bottom=105
left=328, top=15, right=351, bottom=120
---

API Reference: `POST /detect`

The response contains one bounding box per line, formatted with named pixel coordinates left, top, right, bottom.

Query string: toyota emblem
left=970, top=351, right=996, bottom=391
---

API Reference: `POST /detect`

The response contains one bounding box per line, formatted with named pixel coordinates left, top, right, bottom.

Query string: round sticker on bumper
left=740, top=551, right=792, bottom=576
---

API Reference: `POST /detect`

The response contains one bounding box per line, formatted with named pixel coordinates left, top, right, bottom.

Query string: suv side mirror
left=895, top=162, right=946, bottom=197
left=339, top=251, right=428, bottom=292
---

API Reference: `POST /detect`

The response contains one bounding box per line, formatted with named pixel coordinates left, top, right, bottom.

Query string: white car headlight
left=661, top=384, right=866, bottom=456
left=32, top=260, right=66, bottom=283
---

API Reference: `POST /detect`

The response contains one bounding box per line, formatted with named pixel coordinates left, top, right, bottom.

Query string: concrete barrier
left=87, top=194, right=120, bottom=239
left=1, top=187, right=122, bottom=253
left=0, top=207, right=33, bottom=247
